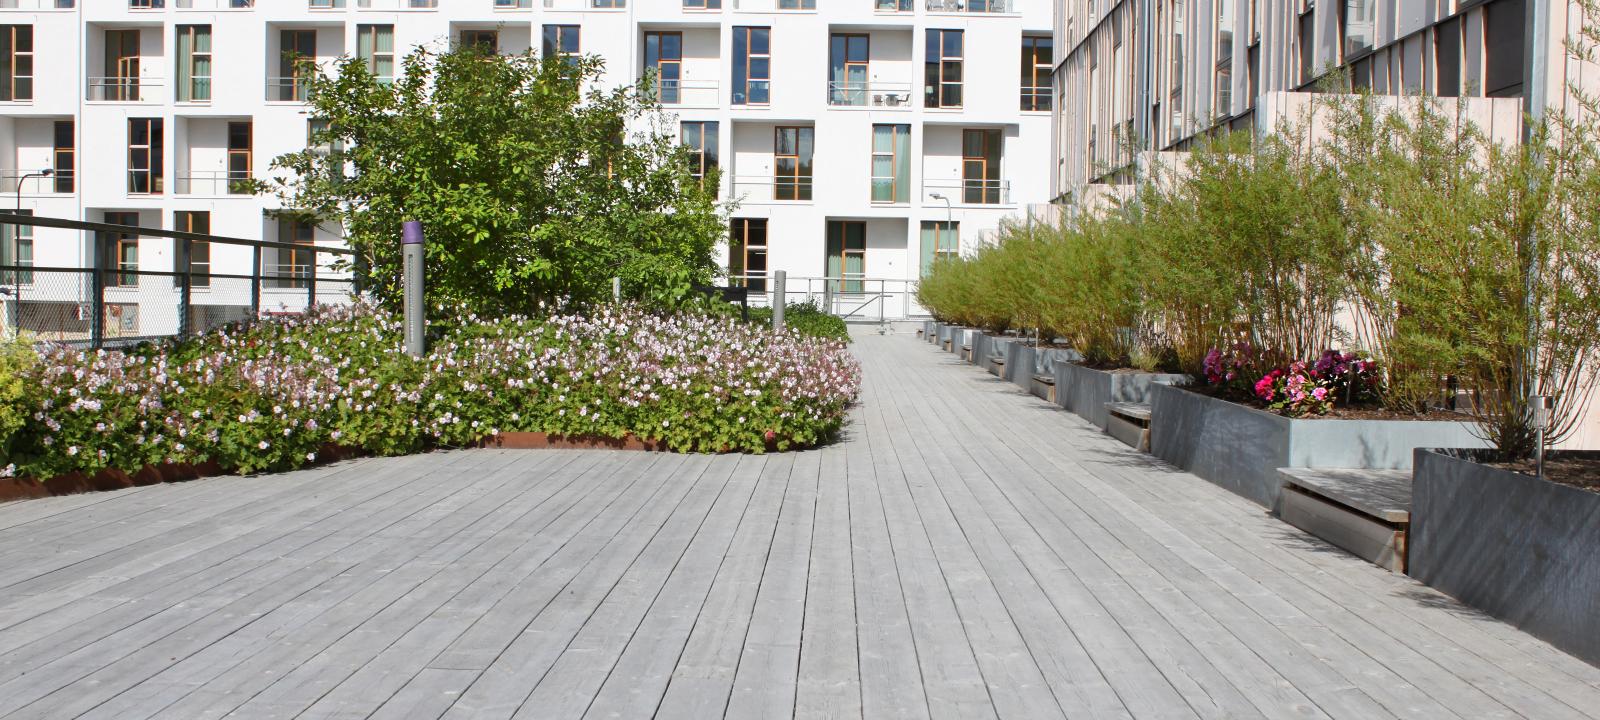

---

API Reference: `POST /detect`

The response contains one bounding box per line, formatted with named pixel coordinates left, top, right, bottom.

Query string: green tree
left=265, top=46, right=726, bottom=316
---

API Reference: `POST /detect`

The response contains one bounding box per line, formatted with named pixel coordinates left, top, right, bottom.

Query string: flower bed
left=2, top=303, right=861, bottom=483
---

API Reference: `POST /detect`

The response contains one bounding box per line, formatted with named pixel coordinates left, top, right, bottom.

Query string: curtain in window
left=191, top=27, right=211, bottom=100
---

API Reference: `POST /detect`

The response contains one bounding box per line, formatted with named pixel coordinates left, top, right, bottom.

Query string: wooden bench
left=1030, top=373, right=1056, bottom=403
left=1104, top=402, right=1151, bottom=451
left=988, top=355, right=1006, bottom=377
left=1277, top=467, right=1411, bottom=573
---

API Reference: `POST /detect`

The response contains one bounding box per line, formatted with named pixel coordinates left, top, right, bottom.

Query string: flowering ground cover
left=1202, top=344, right=1386, bottom=418
left=2, top=303, right=861, bottom=481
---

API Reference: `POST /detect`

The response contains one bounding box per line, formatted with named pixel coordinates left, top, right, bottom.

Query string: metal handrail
left=826, top=81, right=914, bottom=107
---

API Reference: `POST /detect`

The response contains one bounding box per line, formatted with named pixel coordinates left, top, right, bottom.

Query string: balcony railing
left=176, top=171, right=255, bottom=197
left=652, top=79, right=720, bottom=107
left=174, top=0, right=256, bottom=8
left=827, top=81, right=913, bottom=108
left=265, top=76, right=312, bottom=102
left=873, top=0, right=913, bottom=11
left=0, top=0, right=81, bottom=8
left=355, top=0, right=439, bottom=9
left=729, top=274, right=925, bottom=321
left=924, top=178, right=1010, bottom=205
left=87, top=77, right=164, bottom=103
left=731, top=175, right=814, bottom=203
left=925, top=0, right=1009, bottom=12
left=0, top=171, right=74, bottom=195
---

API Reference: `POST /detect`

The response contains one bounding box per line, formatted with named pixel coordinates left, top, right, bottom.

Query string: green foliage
left=0, top=336, right=33, bottom=467
left=6, top=304, right=861, bottom=480
left=265, top=45, right=727, bottom=317
left=744, top=300, right=851, bottom=342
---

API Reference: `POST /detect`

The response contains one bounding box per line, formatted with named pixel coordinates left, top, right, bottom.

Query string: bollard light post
left=402, top=221, right=426, bottom=357
left=772, top=270, right=786, bottom=331
left=1531, top=394, right=1552, bottom=479
left=612, top=276, right=621, bottom=303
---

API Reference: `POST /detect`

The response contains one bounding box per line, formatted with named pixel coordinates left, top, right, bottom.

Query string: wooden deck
left=1, top=330, right=1598, bottom=719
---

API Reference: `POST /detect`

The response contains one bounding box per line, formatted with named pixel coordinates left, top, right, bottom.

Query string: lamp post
left=15, top=169, right=53, bottom=212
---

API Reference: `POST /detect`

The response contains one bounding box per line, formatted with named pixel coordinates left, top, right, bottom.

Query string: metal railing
left=925, top=0, right=1010, bottom=11
left=0, top=0, right=79, bottom=8
left=87, top=76, right=164, bottom=103
left=827, top=81, right=913, bottom=108
left=265, top=76, right=312, bottom=102
left=873, top=0, right=914, bottom=11
left=175, top=0, right=257, bottom=8
left=175, top=171, right=256, bottom=197
left=652, top=79, right=720, bottom=107
left=0, top=213, right=357, bottom=348
left=731, top=175, right=814, bottom=203
left=923, top=178, right=1011, bottom=206
left=729, top=274, right=926, bottom=322
left=1, top=171, right=73, bottom=195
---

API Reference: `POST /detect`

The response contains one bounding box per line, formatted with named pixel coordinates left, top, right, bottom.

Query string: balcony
left=265, top=77, right=312, bottom=103
left=923, top=178, right=1009, bottom=205
left=173, top=0, right=257, bottom=8
left=827, top=81, right=912, bottom=109
left=175, top=171, right=253, bottom=197
left=542, top=0, right=627, bottom=10
left=0, top=0, right=79, bottom=8
left=87, top=77, right=164, bottom=103
left=0, top=170, right=73, bottom=196
left=731, top=176, right=813, bottom=203
left=355, top=0, right=439, bottom=9
left=655, top=79, right=720, bottom=108
left=872, top=0, right=913, bottom=11
left=925, top=0, right=1010, bottom=12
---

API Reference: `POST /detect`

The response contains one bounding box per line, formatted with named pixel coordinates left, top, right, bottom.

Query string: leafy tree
left=265, top=46, right=726, bottom=317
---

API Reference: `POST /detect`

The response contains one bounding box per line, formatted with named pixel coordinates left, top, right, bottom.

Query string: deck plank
left=0, top=330, right=1595, bottom=720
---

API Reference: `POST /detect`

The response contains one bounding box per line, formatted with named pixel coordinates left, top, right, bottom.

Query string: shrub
left=745, top=300, right=850, bottom=342
left=4, top=303, right=861, bottom=480
left=0, top=336, right=33, bottom=470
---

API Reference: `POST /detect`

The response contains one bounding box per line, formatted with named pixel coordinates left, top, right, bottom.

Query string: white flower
left=258, top=441, right=270, bottom=450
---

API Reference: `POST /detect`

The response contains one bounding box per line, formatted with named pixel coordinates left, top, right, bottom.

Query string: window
left=357, top=25, right=394, bottom=83
left=681, top=121, right=718, bottom=184
left=925, top=29, right=963, bottom=108
left=682, top=0, right=721, bottom=8
left=0, top=26, right=32, bottom=102
left=774, top=126, right=813, bottom=201
left=542, top=25, right=580, bottom=63
left=104, top=29, right=141, bottom=102
left=307, top=118, right=343, bottom=155
left=919, top=220, right=957, bottom=277
left=876, top=0, right=913, bottom=9
left=1215, top=0, right=1232, bottom=118
left=1436, top=17, right=1461, bottom=98
left=128, top=118, right=164, bottom=195
left=101, top=212, right=140, bottom=289
left=962, top=129, right=1000, bottom=204
left=130, top=0, right=164, bottom=8
left=732, top=27, right=770, bottom=105
left=644, top=31, right=682, bottom=104
left=228, top=121, right=252, bottom=195
left=460, top=30, right=499, bottom=54
left=174, top=210, right=210, bottom=288
left=1021, top=36, right=1051, bottom=111
left=870, top=124, right=909, bottom=204
left=778, top=0, right=814, bottom=8
left=53, top=120, right=73, bottom=193
left=1247, top=43, right=1260, bottom=108
left=1, top=210, right=33, bottom=286
left=1298, top=3, right=1315, bottom=85
left=175, top=25, right=212, bottom=103
left=1344, top=0, right=1375, bottom=59
left=826, top=221, right=865, bottom=293
left=271, top=218, right=314, bottom=289
left=278, top=29, right=316, bottom=101
left=829, top=33, right=869, bottom=106
left=1485, top=0, right=1525, bottom=98
left=728, top=218, right=767, bottom=291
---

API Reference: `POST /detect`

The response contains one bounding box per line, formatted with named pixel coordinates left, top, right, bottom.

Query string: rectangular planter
left=1006, top=344, right=1036, bottom=389
left=1410, top=449, right=1600, bottom=667
left=1149, top=384, right=1487, bottom=509
left=1053, top=363, right=1190, bottom=430
left=924, top=320, right=938, bottom=342
left=1035, top=347, right=1082, bottom=377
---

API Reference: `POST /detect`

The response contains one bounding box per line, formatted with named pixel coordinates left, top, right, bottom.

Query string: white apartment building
left=0, top=0, right=1054, bottom=336
left=1051, top=0, right=1554, bottom=203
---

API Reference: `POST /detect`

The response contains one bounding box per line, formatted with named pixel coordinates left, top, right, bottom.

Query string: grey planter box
left=1410, top=449, right=1600, bottom=667
left=937, top=324, right=960, bottom=352
left=924, top=320, right=938, bottom=342
left=1149, top=384, right=1486, bottom=509
left=1053, top=363, right=1190, bottom=430
left=982, top=336, right=1012, bottom=375
left=1006, top=344, right=1036, bottom=388
left=1035, top=347, right=1083, bottom=376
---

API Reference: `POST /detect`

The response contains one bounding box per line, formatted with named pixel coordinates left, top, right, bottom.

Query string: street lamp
left=16, top=168, right=53, bottom=212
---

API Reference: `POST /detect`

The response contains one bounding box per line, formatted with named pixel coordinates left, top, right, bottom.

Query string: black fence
left=0, top=213, right=358, bottom=349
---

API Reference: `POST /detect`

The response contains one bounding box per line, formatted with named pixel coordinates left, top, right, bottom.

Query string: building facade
left=1051, top=0, right=1561, bottom=203
left=0, top=0, right=1055, bottom=335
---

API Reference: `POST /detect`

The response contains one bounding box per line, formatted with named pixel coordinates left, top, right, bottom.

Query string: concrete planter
left=981, top=336, right=1012, bottom=374
left=924, top=320, right=938, bottom=342
left=1409, top=449, right=1600, bottom=666
left=1149, top=384, right=1486, bottom=509
left=1035, top=348, right=1083, bottom=376
left=937, top=324, right=960, bottom=352
left=1006, top=343, right=1035, bottom=388
left=1053, top=363, right=1190, bottom=430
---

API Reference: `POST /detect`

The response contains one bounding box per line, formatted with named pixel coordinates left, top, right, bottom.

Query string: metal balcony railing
left=87, top=77, right=164, bottom=103
left=176, top=171, right=255, bottom=197
left=731, top=175, right=814, bottom=203
left=925, top=0, right=1009, bottom=12
left=652, top=79, right=720, bottom=107
left=1, top=170, right=74, bottom=195
left=827, top=81, right=913, bottom=108
left=873, top=0, right=914, bottom=11
left=924, top=178, right=1011, bottom=205
left=728, top=274, right=927, bottom=321
left=266, top=77, right=312, bottom=102
left=0, top=0, right=81, bottom=8
left=174, top=0, right=256, bottom=8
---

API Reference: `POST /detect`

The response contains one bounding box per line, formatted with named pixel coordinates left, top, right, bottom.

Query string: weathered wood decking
left=0, top=330, right=1597, bottom=719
